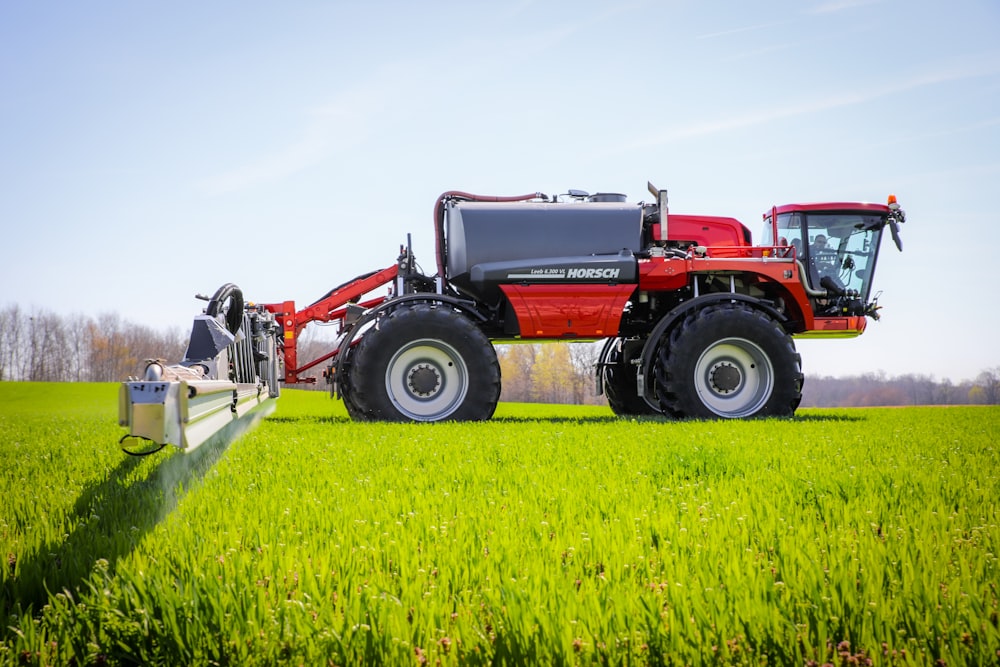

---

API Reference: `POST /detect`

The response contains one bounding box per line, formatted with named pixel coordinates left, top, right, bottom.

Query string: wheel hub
left=385, top=339, right=469, bottom=421
left=710, top=362, right=742, bottom=394
left=692, top=337, right=775, bottom=418
left=407, top=364, right=441, bottom=397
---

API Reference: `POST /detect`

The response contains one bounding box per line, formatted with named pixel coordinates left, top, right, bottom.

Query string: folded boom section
left=118, top=284, right=282, bottom=452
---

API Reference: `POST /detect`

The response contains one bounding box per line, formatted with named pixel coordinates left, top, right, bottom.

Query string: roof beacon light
left=887, top=194, right=900, bottom=211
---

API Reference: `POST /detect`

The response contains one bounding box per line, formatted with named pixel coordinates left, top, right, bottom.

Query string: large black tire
left=347, top=303, right=501, bottom=422
left=654, top=303, right=802, bottom=419
left=337, top=375, right=369, bottom=420
left=601, top=338, right=661, bottom=417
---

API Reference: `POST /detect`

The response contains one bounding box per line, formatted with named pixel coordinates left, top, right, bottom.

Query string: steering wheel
left=814, top=248, right=838, bottom=273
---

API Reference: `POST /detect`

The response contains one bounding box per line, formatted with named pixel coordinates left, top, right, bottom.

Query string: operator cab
left=761, top=200, right=900, bottom=318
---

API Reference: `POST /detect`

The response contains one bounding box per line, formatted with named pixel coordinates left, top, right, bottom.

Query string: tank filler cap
left=588, top=193, right=627, bottom=203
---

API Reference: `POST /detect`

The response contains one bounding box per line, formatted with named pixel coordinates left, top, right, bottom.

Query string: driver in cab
left=811, top=234, right=829, bottom=258
left=809, top=233, right=848, bottom=295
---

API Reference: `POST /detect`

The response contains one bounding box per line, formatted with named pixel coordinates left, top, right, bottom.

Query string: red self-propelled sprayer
left=119, top=183, right=905, bottom=451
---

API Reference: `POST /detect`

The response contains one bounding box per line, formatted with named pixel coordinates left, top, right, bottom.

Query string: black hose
left=308, top=271, right=381, bottom=308
left=119, top=434, right=168, bottom=456
left=206, top=283, right=244, bottom=335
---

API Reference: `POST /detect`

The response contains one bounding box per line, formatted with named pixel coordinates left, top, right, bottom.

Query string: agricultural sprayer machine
left=119, top=183, right=905, bottom=451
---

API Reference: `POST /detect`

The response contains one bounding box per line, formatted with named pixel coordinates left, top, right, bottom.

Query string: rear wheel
left=348, top=303, right=501, bottom=422
left=654, top=303, right=802, bottom=419
left=338, top=375, right=370, bottom=420
left=601, top=338, right=661, bottom=417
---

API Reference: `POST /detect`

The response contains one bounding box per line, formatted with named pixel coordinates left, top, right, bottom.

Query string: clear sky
left=2, top=0, right=998, bottom=382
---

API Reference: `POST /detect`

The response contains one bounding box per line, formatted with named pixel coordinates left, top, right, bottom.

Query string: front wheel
left=347, top=303, right=501, bottom=422
left=654, top=303, right=802, bottom=419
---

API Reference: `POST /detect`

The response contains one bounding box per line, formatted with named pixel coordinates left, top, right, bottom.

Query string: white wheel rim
left=693, top=337, right=773, bottom=418
left=385, top=339, right=468, bottom=420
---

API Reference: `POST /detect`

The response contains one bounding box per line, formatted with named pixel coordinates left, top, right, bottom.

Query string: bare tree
left=64, top=312, right=91, bottom=382
left=896, top=373, right=937, bottom=406
left=86, top=313, right=130, bottom=381
left=26, top=310, right=70, bottom=381
left=0, top=305, right=21, bottom=381
left=568, top=342, right=601, bottom=405
left=496, top=344, right=538, bottom=403
left=973, top=367, right=1000, bottom=405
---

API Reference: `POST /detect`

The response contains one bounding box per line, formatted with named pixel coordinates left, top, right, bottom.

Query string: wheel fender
left=638, top=294, right=787, bottom=402
left=333, top=294, right=486, bottom=394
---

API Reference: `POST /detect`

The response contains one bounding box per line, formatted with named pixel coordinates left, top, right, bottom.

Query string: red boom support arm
left=263, top=265, right=399, bottom=384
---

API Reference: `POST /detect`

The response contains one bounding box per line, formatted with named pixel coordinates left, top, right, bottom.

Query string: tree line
left=497, top=345, right=1000, bottom=407
left=496, top=343, right=604, bottom=405
left=0, top=304, right=340, bottom=385
left=1, top=304, right=997, bottom=406
left=799, top=369, right=1000, bottom=407
left=0, top=305, right=189, bottom=382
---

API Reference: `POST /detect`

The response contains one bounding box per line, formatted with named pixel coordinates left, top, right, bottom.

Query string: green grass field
left=1, top=382, right=998, bottom=665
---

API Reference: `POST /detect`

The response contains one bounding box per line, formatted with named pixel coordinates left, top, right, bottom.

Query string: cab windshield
left=776, top=212, right=884, bottom=302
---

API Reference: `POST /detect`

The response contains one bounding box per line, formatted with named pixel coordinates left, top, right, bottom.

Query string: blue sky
left=2, top=0, right=998, bottom=381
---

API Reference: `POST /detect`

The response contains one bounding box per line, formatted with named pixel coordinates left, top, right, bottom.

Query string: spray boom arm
left=119, top=263, right=403, bottom=453
left=118, top=284, right=282, bottom=454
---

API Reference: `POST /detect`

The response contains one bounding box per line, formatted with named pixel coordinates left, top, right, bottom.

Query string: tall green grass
left=1, top=382, right=998, bottom=665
